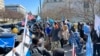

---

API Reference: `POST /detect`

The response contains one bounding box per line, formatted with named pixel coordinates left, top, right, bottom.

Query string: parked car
left=17, top=26, right=24, bottom=35
left=0, top=24, right=13, bottom=29
left=0, top=27, right=11, bottom=34
left=15, top=22, right=24, bottom=35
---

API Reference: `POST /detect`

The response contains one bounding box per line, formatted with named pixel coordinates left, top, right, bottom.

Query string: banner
left=95, top=15, right=100, bottom=36
left=6, top=14, right=32, bottom=56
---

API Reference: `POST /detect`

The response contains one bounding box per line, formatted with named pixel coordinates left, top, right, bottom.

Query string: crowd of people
left=11, top=19, right=100, bottom=56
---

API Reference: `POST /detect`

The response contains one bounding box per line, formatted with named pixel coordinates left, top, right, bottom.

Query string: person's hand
left=12, top=48, right=20, bottom=56
left=12, top=48, right=16, bottom=53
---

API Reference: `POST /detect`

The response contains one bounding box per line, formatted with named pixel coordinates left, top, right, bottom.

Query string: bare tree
left=1, top=9, right=24, bottom=22
left=41, top=0, right=100, bottom=22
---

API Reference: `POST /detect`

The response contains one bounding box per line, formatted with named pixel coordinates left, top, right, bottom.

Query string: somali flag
left=86, top=34, right=93, bottom=56
left=48, top=18, right=55, bottom=26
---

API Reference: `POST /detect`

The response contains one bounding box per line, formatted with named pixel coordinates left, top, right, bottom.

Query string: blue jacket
left=69, top=32, right=80, bottom=47
left=45, top=27, right=51, bottom=35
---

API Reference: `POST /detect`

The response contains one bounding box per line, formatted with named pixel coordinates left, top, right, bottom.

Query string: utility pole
left=40, top=0, right=41, bottom=12
left=99, top=0, right=100, bottom=15
left=38, top=7, right=40, bottom=15
left=39, top=0, right=44, bottom=23
left=39, top=0, right=41, bottom=16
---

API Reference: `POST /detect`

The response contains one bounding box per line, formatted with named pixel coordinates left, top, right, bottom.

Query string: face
left=54, top=23, right=59, bottom=29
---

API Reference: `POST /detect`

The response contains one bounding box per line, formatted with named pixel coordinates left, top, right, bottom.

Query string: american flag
left=72, top=43, right=76, bottom=56
left=28, top=12, right=35, bottom=20
left=22, top=19, right=25, bottom=26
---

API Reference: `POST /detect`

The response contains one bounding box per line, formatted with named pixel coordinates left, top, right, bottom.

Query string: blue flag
left=48, top=18, right=54, bottom=26
left=0, top=33, right=16, bottom=48
left=86, top=34, right=93, bottom=56
left=83, top=24, right=90, bottom=35
left=36, top=16, right=41, bottom=22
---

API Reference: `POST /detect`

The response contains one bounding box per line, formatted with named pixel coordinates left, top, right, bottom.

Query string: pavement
left=63, top=44, right=86, bottom=56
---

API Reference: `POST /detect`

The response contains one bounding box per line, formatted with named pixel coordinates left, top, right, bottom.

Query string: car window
left=0, top=29, right=4, bottom=32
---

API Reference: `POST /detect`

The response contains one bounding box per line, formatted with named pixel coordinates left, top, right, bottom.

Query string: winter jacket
left=90, top=29, right=98, bottom=44
left=29, top=45, right=51, bottom=56
left=50, top=27, right=61, bottom=41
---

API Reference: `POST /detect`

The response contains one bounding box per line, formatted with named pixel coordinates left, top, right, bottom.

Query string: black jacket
left=90, top=29, right=98, bottom=44
left=97, top=33, right=100, bottom=43
left=29, top=44, right=51, bottom=56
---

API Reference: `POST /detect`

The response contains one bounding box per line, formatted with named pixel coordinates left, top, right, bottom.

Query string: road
left=16, top=35, right=86, bottom=56
left=63, top=44, right=86, bottom=56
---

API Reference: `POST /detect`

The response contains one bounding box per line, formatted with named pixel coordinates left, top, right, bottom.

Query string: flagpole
left=72, top=43, right=76, bottom=56
left=21, top=14, right=28, bottom=56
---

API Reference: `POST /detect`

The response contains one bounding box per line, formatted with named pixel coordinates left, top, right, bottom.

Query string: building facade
left=5, top=4, right=26, bottom=16
left=0, top=0, right=4, bottom=10
left=42, top=0, right=100, bottom=22
left=42, top=0, right=84, bottom=22
left=0, top=0, right=4, bottom=22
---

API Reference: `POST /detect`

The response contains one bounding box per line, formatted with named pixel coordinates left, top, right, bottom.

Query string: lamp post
left=40, top=0, right=41, bottom=13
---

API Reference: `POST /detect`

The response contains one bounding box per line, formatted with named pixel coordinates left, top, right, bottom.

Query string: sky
left=4, top=0, right=44, bottom=15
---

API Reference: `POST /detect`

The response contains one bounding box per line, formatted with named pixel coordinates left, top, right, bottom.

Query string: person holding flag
left=28, top=12, right=35, bottom=21
left=72, top=43, right=76, bottom=56
left=27, top=12, right=36, bottom=26
left=69, top=28, right=82, bottom=56
left=6, top=13, right=33, bottom=56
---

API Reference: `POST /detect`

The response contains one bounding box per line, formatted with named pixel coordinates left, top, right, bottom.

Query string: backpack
left=29, top=45, right=43, bottom=56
